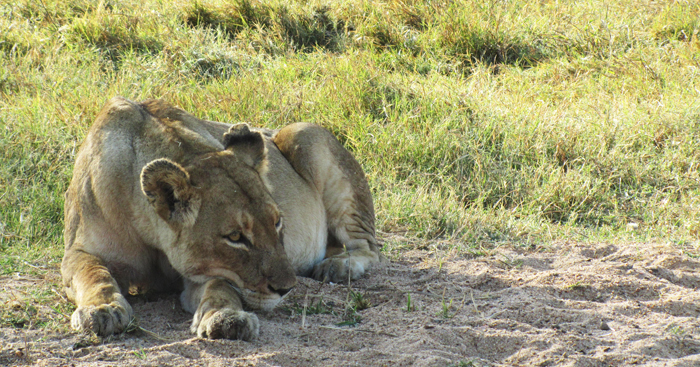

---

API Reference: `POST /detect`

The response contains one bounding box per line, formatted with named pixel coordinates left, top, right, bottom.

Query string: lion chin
left=238, top=288, right=287, bottom=311
left=61, top=97, right=382, bottom=340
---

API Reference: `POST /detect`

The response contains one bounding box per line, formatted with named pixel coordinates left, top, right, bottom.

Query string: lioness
left=62, top=97, right=380, bottom=340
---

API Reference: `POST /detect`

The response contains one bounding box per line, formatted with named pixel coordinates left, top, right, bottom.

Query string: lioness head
left=140, top=124, right=296, bottom=310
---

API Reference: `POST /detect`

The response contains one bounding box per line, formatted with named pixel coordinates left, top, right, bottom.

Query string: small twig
left=482, top=309, right=506, bottom=320
left=137, top=326, right=171, bottom=341
left=51, top=288, right=68, bottom=303
left=23, top=326, right=30, bottom=363
left=453, top=291, right=469, bottom=315
left=301, top=294, right=308, bottom=329
left=345, top=270, right=352, bottom=308
left=315, top=278, right=325, bottom=294
left=470, top=290, right=482, bottom=317
left=22, top=261, right=46, bottom=270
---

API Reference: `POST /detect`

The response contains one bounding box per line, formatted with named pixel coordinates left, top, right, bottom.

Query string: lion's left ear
left=141, top=158, right=201, bottom=227
left=223, top=123, right=267, bottom=173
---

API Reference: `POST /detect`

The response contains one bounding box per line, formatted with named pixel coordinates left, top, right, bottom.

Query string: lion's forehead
left=197, top=178, right=277, bottom=217
left=195, top=189, right=277, bottom=226
left=189, top=155, right=270, bottom=199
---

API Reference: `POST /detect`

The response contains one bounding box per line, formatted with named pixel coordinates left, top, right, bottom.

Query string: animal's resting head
left=140, top=123, right=296, bottom=310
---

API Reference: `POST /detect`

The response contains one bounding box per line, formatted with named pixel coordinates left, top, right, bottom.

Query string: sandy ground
left=2, top=241, right=700, bottom=366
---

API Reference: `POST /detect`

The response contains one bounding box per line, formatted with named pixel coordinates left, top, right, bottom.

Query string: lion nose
left=268, top=284, right=293, bottom=297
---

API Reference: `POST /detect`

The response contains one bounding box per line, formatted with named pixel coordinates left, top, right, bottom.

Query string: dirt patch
left=2, top=241, right=700, bottom=366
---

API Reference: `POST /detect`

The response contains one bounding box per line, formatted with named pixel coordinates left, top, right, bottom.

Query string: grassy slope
left=0, top=0, right=699, bottom=329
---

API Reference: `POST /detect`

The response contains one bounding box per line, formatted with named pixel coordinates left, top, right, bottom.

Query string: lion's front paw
left=70, top=295, right=133, bottom=336
left=312, top=256, right=365, bottom=283
left=193, top=309, right=260, bottom=341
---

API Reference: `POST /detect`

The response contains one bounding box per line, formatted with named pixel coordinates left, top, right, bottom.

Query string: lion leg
left=273, top=123, right=381, bottom=283
left=181, top=279, right=259, bottom=341
left=61, top=249, right=133, bottom=336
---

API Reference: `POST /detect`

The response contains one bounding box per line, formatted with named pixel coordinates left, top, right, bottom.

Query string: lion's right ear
left=141, top=159, right=201, bottom=227
left=223, top=123, right=267, bottom=172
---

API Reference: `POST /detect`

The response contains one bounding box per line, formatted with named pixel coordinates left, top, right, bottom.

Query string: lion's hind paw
left=312, top=256, right=365, bottom=283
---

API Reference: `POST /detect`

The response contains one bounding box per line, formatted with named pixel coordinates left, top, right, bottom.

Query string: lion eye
left=227, top=231, right=241, bottom=242
left=275, top=217, right=283, bottom=231
left=224, top=231, right=248, bottom=251
left=225, top=231, right=243, bottom=245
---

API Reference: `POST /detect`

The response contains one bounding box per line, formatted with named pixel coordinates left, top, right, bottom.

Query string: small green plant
left=336, top=288, right=370, bottom=327
left=498, top=255, right=523, bottom=269
left=437, top=295, right=453, bottom=319
left=347, top=289, right=371, bottom=311
left=405, top=292, right=414, bottom=312
left=566, top=281, right=590, bottom=290
left=666, top=323, right=686, bottom=337
left=437, top=255, right=446, bottom=272
left=308, top=297, right=334, bottom=315
left=133, top=348, right=147, bottom=360
left=284, top=297, right=333, bottom=316
left=336, top=298, right=362, bottom=327
left=336, top=311, right=362, bottom=327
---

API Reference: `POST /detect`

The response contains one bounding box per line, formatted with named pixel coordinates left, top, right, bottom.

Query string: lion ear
left=141, top=159, right=201, bottom=227
left=223, top=123, right=267, bottom=172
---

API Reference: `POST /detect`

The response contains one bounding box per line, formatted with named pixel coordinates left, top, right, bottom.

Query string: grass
left=437, top=288, right=454, bottom=318
left=133, top=348, right=147, bottom=360
left=334, top=288, right=370, bottom=327
left=1, top=0, right=699, bottom=330
left=284, top=296, right=334, bottom=316
left=0, top=272, right=74, bottom=331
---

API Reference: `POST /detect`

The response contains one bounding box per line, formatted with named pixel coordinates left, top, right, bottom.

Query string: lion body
left=62, top=97, right=380, bottom=339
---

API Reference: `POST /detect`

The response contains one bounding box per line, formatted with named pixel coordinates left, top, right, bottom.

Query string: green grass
left=283, top=296, right=334, bottom=316
left=1, top=0, right=700, bottom=330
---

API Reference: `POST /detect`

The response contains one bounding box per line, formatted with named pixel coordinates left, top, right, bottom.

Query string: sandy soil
left=2, top=241, right=700, bottom=366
